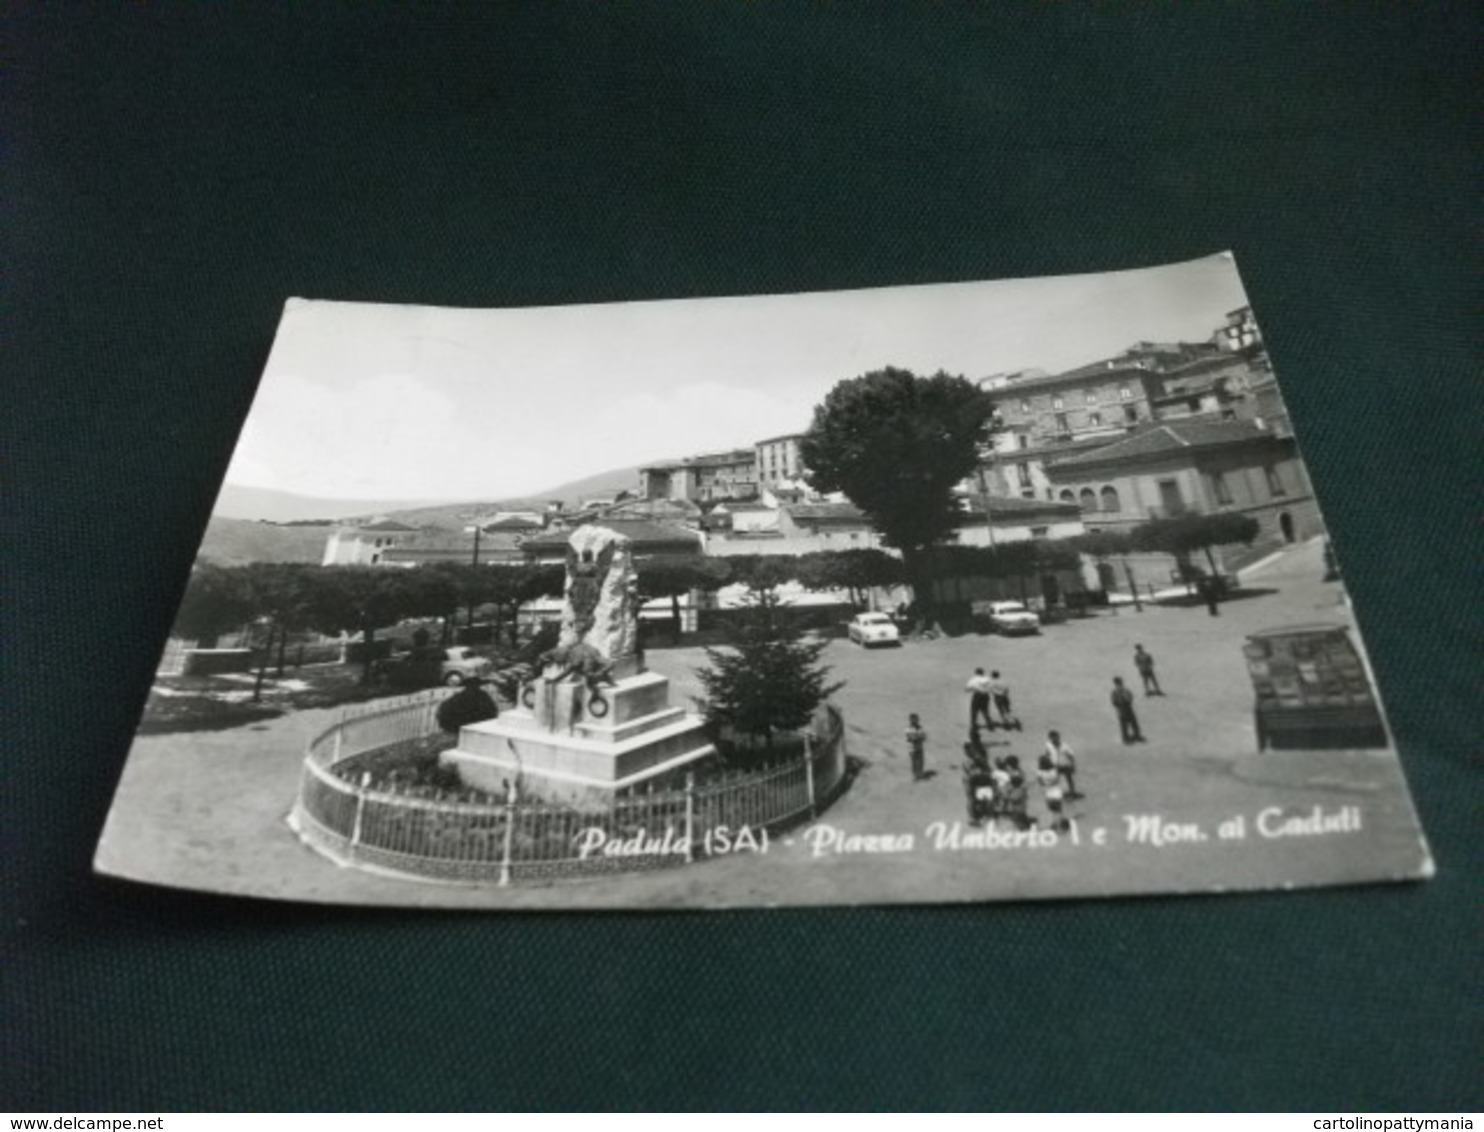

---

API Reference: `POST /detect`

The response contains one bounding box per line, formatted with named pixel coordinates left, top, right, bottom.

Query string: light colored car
left=987, top=600, right=1041, bottom=636
left=377, top=645, right=491, bottom=688
left=847, top=611, right=902, bottom=648
left=439, top=646, right=493, bottom=685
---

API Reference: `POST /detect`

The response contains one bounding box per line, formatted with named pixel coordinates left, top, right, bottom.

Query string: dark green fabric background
left=4, top=3, right=1480, bottom=1112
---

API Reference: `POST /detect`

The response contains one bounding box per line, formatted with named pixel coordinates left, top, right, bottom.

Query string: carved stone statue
left=532, top=525, right=640, bottom=728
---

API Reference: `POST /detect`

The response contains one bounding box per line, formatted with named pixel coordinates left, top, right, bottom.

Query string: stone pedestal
left=441, top=670, right=714, bottom=807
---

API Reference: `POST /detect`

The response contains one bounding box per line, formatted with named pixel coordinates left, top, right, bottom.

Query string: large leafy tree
left=173, top=564, right=252, bottom=646
left=695, top=585, right=843, bottom=764
left=801, top=367, right=996, bottom=607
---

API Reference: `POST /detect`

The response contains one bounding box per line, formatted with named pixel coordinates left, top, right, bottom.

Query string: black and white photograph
left=93, top=253, right=1433, bottom=909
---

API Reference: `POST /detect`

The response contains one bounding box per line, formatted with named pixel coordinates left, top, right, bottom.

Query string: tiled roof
left=784, top=502, right=866, bottom=523
left=602, top=498, right=703, bottom=520
left=381, top=531, right=526, bottom=554
left=1046, top=419, right=1275, bottom=469
left=999, top=342, right=1223, bottom=391
left=521, top=519, right=702, bottom=552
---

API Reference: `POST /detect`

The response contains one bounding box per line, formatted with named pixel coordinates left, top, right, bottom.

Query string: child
left=990, top=755, right=1013, bottom=816
left=1036, top=752, right=1070, bottom=832
left=1045, top=730, right=1079, bottom=799
left=1002, top=756, right=1035, bottom=830
left=906, top=714, right=928, bottom=781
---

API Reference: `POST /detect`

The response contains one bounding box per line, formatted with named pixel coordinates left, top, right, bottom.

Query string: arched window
left=1059, top=489, right=1076, bottom=504
left=1078, top=488, right=1096, bottom=512
left=1100, top=485, right=1121, bottom=513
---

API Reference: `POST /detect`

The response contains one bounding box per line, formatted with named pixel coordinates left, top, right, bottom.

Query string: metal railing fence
left=290, top=695, right=846, bottom=886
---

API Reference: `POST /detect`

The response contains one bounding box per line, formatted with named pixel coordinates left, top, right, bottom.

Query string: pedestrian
left=966, top=726, right=990, bottom=769
left=1133, top=644, right=1163, bottom=696
left=962, top=744, right=995, bottom=826
left=906, top=713, right=928, bottom=781
left=1035, top=752, right=1070, bottom=832
left=1110, top=676, right=1146, bottom=744
left=1045, top=729, right=1080, bottom=799
left=966, top=668, right=993, bottom=731
left=1002, top=756, right=1035, bottom=830
left=989, top=755, right=1012, bottom=824
left=1199, top=576, right=1221, bottom=617
left=988, top=670, right=1018, bottom=730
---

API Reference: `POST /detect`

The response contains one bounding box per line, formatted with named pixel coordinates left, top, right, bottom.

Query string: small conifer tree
left=696, top=585, right=844, bottom=763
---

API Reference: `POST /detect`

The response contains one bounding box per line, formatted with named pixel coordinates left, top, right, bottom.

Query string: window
left=1088, top=412, right=1102, bottom=427
left=1030, top=525, right=1048, bottom=537
left=1264, top=465, right=1287, bottom=496
left=1124, top=405, right=1139, bottom=423
left=1017, top=433, right=1030, bottom=450
left=1016, top=461, right=1033, bottom=487
left=1052, top=395, right=1064, bottom=410
left=1085, top=391, right=1098, bottom=405
left=1059, top=489, right=1076, bottom=503
left=1100, top=485, right=1121, bottom=513
left=1209, top=472, right=1233, bottom=505
left=1078, top=488, right=1097, bottom=511
left=1120, top=385, right=1133, bottom=400
left=1054, top=413, right=1069, bottom=433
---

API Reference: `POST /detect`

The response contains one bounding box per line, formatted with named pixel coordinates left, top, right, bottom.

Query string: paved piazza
left=98, top=539, right=1430, bottom=909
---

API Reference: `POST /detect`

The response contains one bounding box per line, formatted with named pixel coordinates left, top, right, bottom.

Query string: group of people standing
left=902, top=643, right=1169, bottom=832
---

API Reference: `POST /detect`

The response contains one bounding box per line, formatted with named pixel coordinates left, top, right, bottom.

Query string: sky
left=223, top=252, right=1254, bottom=504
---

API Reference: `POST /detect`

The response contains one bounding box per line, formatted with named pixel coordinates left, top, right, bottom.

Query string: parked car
left=376, top=645, right=493, bottom=688
left=847, top=611, right=902, bottom=648
left=986, top=600, right=1041, bottom=636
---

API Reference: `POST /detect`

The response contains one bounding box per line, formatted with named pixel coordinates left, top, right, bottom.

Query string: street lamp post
left=463, top=522, right=486, bottom=631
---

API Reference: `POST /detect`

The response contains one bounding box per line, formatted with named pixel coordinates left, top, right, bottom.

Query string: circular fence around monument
left=289, top=689, right=849, bottom=886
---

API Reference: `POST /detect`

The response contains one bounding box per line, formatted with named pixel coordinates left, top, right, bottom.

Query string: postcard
left=94, top=253, right=1433, bottom=909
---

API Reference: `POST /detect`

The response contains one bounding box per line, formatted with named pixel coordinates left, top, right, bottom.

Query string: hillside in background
left=196, top=517, right=335, bottom=566
left=213, top=484, right=451, bottom=523
left=215, top=464, right=644, bottom=528
left=368, top=465, right=644, bottom=528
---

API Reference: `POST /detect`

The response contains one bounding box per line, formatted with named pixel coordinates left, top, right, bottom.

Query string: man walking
left=1133, top=644, right=1163, bottom=696
left=966, top=668, right=993, bottom=732
left=1111, top=676, right=1146, bottom=744
left=988, top=670, right=1018, bottom=730
left=906, top=713, right=929, bottom=781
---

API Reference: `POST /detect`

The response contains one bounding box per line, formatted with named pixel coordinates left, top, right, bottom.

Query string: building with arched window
left=1044, top=418, right=1322, bottom=568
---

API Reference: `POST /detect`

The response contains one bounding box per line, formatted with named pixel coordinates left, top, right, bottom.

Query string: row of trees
left=176, top=510, right=1261, bottom=677
left=174, top=561, right=571, bottom=683
left=1070, top=512, right=1262, bottom=577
